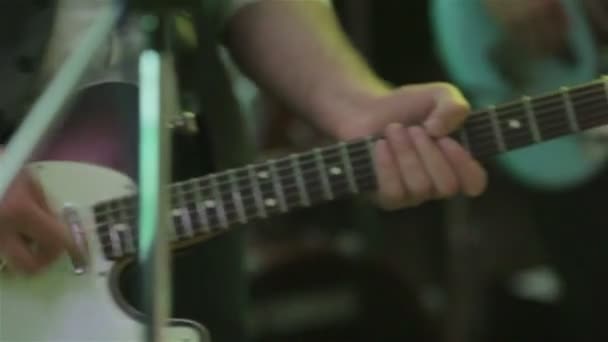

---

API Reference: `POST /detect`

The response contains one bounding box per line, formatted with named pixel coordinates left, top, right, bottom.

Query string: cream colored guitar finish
left=4, top=80, right=608, bottom=339
left=0, top=161, right=208, bottom=342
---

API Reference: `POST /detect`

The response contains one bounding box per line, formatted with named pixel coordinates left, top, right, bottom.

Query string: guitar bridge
left=62, top=205, right=89, bottom=275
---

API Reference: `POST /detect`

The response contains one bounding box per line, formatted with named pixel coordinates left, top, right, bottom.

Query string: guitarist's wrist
left=308, top=74, right=393, bottom=141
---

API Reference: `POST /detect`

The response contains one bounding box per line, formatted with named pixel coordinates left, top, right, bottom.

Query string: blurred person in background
left=433, top=0, right=608, bottom=340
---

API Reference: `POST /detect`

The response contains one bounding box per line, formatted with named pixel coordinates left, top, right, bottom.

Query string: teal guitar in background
left=431, top=0, right=607, bottom=190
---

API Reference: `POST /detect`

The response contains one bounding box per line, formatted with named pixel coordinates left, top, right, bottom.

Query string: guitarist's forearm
left=224, top=0, right=390, bottom=140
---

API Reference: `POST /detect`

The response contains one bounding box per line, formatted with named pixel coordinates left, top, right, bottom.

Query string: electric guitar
left=3, top=78, right=608, bottom=341
left=431, top=0, right=606, bottom=190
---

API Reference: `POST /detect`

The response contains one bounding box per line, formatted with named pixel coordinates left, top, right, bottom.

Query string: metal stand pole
left=136, top=11, right=179, bottom=342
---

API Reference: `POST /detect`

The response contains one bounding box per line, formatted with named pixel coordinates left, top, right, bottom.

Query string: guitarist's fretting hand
left=331, top=83, right=488, bottom=209
left=0, top=171, right=80, bottom=275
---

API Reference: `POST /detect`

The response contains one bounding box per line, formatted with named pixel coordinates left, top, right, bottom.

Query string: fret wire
left=96, top=143, right=378, bottom=232
left=247, top=164, right=267, bottom=218
left=535, top=113, right=581, bottom=138
left=127, top=93, right=604, bottom=204
left=192, top=179, right=211, bottom=233
left=170, top=187, right=183, bottom=239
left=118, top=199, right=136, bottom=253
left=321, top=149, right=351, bottom=199
left=290, top=154, right=311, bottom=207
left=446, top=82, right=603, bottom=135
left=254, top=164, right=282, bottom=213
left=511, top=93, right=604, bottom=132
left=268, top=160, right=288, bottom=212
left=94, top=173, right=374, bottom=248
left=98, top=96, right=606, bottom=240
left=95, top=85, right=608, bottom=246
left=182, top=183, right=197, bottom=237
left=96, top=87, right=608, bottom=243
left=93, top=140, right=370, bottom=228
left=209, top=174, right=228, bottom=228
left=108, top=226, right=122, bottom=259
left=499, top=109, right=530, bottom=146
left=601, top=76, right=608, bottom=104
left=108, top=202, right=126, bottom=258
left=572, top=100, right=608, bottom=129
left=228, top=169, right=248, bottom=224
left=98, top=173, right=373, bottom=242
left=488, top=105, right=506, bottom=152
left=314, top=148, right=334, bottom=200
left=177, top=183, right=195, bottom=238
left=522, top=96, right=542, bottom=142
left=339, top=142, right=359, bottom=194
left=198, top=178, right=219, bottom=227
left=466, top=88, right=602, bottom=134
left=560, top=86, right=580, bottom=133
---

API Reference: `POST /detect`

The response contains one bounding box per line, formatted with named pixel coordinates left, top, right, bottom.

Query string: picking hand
left=0, top=170, right=79, bottom=275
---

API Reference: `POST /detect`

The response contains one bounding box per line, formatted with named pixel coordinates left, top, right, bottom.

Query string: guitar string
left=97, top=175, right=380, bottom=253
left=93, top=82, right=608, bottom=215
left=95, top=143, right=374, bottom=230
left=466, top=113, right=608, bottom=157
left=99, top=87, right=608, bottom=214
left=95, top=104, right=608, bottom=250
left=94, top=148, right=377, bottom=244
left=467, top=100, right=608, bottom=146
left=94, top=87, right=608, bottom=225
left=464, top=85, right=607, bottom=133
left=94, top=93, right=608, bottom=232
left=93, top=87, right=608, bottom=245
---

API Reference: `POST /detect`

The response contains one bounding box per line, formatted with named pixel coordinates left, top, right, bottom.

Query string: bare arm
left=224, top=0, right=388, bottom=139
left=224, top=0, right=486, bottom=210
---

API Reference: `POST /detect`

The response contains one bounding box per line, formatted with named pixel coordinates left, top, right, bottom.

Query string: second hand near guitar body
left=432, top=0, right=607, bottom=190
left=5, top=76, right=608, bottom=340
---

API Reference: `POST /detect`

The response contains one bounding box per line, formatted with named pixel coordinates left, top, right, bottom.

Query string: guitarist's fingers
left=0, top=234, right=38, bottom=274
left=423, top=84, right=471, bottom=137
left=373, top=138, right=410, bottom=210
left=18, top=203, right=80, bottom=268
left=409, top=126, right=458, bottom=199
left=386, top=123, right=432, bottom=206
left=438, top=137, right=487, bottom=197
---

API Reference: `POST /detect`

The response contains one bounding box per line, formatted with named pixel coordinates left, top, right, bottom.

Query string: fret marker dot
left=508, top=119, right=522, bottom=129
left=205, top=200, right=216, bottom=208
left=257, top=171, right=269, bottom=179
left=329, top=167, right=343, bottom=175
left=265, top=198, right=277, bottom=207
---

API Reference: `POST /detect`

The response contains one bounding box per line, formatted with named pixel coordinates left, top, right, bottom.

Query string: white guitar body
left=0, top=161, right=209, bottom=342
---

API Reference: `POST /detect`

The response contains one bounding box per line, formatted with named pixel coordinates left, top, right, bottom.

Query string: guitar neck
left=93, top=78, right=608, bottom=260
left=455, top=79, right=608, bottom=159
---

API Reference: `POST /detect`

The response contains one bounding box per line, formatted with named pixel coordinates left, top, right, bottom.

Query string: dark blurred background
left=222, top=1, right=608, bottom=341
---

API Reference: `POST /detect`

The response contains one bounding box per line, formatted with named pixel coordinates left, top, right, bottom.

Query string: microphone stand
left=133, top=7, right=178, bottom=342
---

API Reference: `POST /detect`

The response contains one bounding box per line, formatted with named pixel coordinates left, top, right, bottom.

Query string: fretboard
left=93, top=79, right=608, bottom=260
